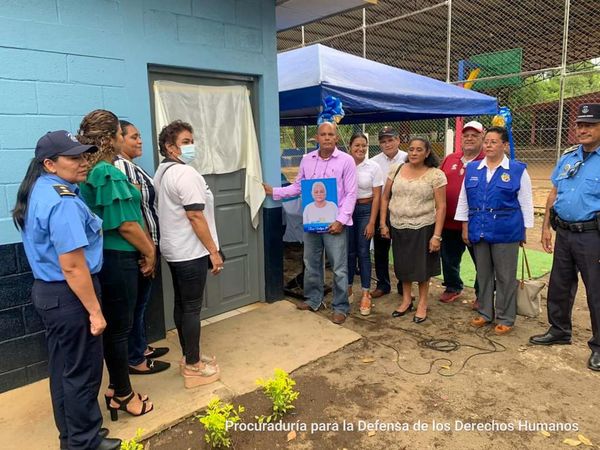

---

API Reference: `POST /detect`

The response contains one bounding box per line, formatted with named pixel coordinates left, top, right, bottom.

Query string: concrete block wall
left=0, top=0, right=280, bottom=392
left=0, top=243, right=45, bottom=392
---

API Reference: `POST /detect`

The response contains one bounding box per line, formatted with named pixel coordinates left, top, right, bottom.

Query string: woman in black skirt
left=380, top=137, right=447, bottom=323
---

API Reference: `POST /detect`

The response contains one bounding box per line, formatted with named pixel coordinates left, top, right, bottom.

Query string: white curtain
left=153, top=80, right=265, bottom=228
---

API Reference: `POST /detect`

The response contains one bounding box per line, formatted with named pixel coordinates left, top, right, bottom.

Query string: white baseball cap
left=462, top=121, right=484, bottom=133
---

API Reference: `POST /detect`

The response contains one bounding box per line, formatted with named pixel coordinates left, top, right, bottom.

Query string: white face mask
left=179, top=144, right=196, bottom=164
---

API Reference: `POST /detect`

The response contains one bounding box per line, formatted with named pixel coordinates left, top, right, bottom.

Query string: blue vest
left=465, top=160, right=526, bottom=244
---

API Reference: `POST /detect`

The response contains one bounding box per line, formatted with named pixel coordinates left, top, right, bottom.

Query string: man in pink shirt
left=439, top=121, right=485, bottom=305
left=264, top=122, right=357, bottom=324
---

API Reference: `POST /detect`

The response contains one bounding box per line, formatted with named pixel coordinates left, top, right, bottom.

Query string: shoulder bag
left=516, top=245, right=546, bottom=318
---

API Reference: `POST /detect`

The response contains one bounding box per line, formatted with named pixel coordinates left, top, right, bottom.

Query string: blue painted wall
left=0, top=0, right=284, bottom=392
left=0, top=0, right=282, bottom=245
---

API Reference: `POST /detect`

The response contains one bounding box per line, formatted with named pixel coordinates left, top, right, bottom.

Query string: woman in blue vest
left=455, top=126, right=534, bottom=335
left=13, top=131, right=121, bottom=449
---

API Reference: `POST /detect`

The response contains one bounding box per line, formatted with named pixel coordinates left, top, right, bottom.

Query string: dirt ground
left=146, top=215, right=599, bottom=450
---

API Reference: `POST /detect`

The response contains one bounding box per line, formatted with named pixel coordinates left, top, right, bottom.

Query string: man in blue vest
left=529, top=103, right=600, bottom=372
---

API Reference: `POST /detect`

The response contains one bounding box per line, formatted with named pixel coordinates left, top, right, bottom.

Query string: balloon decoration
left=492, top=106, right=516, bottom=159
left=317, top=96, right=345, bottom=125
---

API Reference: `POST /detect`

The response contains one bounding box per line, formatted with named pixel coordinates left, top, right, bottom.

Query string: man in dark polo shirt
left=371, top=127, right=407, bottom=298
left=439, top=121, right=484, bottom=306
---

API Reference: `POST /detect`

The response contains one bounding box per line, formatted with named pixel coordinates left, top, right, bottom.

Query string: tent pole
left=555, top=0, right=571, bottom=163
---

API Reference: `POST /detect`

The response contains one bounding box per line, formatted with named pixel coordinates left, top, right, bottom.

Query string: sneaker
left=439, top=290, right=462, bottom=303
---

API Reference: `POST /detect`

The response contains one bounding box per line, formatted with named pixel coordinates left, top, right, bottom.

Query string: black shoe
left=529, top=331, right=571, bottom=346
left=96, top=437, right=122, bottom=450
left=129, top=358, right=171, bottom=375
left=413, top=315, right=427, bottom=324
left=588, top=352, right=600, bottom=371
left=145, top=346, right=169, bottom=359
left=61, top=429, right=111, bottom=449
left=392, top=302, right=414, bottom=317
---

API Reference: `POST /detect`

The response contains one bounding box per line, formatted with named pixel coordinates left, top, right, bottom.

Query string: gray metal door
left=148, top=68, right=264, bottom=328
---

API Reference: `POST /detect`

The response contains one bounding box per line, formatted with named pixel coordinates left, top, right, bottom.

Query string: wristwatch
left=433, top=235, right=442, bottom=242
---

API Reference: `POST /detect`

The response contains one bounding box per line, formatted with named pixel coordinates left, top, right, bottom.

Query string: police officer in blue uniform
left=13, top=131, right=121, bottom=449
left=530, top=103, right=600, bottom=372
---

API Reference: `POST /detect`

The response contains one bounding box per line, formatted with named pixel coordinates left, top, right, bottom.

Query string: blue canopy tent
left=278, top=44, right=498, bottom=125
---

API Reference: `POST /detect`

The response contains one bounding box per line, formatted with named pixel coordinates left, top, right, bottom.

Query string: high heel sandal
left=104, top=385, right=149, bottom=409
left=182, top=363, right=221, bottom=389
left=359, top=293, right=372, bottom=316
left=108, top=391, right=153, bottom=422
left=179, top=355, right=218, bottom=374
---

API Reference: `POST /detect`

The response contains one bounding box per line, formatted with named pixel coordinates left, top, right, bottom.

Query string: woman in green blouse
left=78, top=110, right=155, bottom=421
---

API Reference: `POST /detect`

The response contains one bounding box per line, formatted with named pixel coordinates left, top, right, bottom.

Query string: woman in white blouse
left=455, top=126, right=534, bottom=335
left=347, top=133, right=383, bottom=315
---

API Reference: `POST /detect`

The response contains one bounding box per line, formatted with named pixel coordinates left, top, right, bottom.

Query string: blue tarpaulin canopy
left=278, top=44, right=498, bottom=126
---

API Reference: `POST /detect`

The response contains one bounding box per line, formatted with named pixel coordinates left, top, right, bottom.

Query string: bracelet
left=432, top=235, right=442, bottom=241
left=380, top=224, right=388, bottom=229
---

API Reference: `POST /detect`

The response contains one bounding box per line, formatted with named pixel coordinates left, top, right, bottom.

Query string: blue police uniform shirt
left=22, top=174, right=104, bottom=282
left=551, top=144, right=600, bottom=222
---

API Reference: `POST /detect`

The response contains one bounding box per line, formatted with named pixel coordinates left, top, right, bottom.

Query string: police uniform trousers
left=32, top=276, right=103, bottom=450
left=547, top=227, right=600, bottom=352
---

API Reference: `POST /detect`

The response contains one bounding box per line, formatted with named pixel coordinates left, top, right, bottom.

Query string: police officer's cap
left=575, top=103, right=600, bottom=124
left=35, top=130, right=98, bottom=161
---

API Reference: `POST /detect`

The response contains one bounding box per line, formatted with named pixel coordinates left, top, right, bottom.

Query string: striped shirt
left=114, top=155, right=160, bottom=244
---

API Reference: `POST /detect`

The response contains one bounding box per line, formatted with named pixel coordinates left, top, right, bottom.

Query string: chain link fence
left=277, top=0, right=600, bottom=193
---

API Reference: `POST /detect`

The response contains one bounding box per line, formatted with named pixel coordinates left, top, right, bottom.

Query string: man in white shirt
left=371, top=127, right=408, bottom=298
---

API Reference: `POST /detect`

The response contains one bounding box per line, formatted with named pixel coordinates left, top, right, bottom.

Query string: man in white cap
left=438, top=121, right=485, bottom=305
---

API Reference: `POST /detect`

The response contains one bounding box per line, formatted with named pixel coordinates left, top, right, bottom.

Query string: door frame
left=147, top=65, right=266, bottom=329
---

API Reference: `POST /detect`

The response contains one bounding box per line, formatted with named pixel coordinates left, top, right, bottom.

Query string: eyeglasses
left=566, top=160, right=582, bottom=178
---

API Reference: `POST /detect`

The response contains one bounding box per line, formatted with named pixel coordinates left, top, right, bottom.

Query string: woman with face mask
left=153, top=120, right=222, bottom=388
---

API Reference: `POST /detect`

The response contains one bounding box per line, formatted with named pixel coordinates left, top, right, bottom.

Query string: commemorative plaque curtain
left=153, top=80, right=265, bottom=228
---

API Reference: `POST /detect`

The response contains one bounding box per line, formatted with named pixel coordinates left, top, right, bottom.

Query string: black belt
left=555, top=216, right=597, bottom=232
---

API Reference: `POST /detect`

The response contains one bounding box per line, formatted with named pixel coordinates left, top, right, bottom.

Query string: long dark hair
left=408, top=137, right=439, bottom=168
left=12, top=157, right=56, bottom=231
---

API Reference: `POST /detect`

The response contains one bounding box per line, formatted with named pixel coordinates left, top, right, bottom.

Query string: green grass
left=387, top=247, right=553, bottom=288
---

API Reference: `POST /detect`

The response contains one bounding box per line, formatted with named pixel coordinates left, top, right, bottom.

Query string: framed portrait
left=301, top=178, right=338, bottom=233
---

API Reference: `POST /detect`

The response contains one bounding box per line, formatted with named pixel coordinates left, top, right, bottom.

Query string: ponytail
left=12, top=158, right=49, bottom=231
